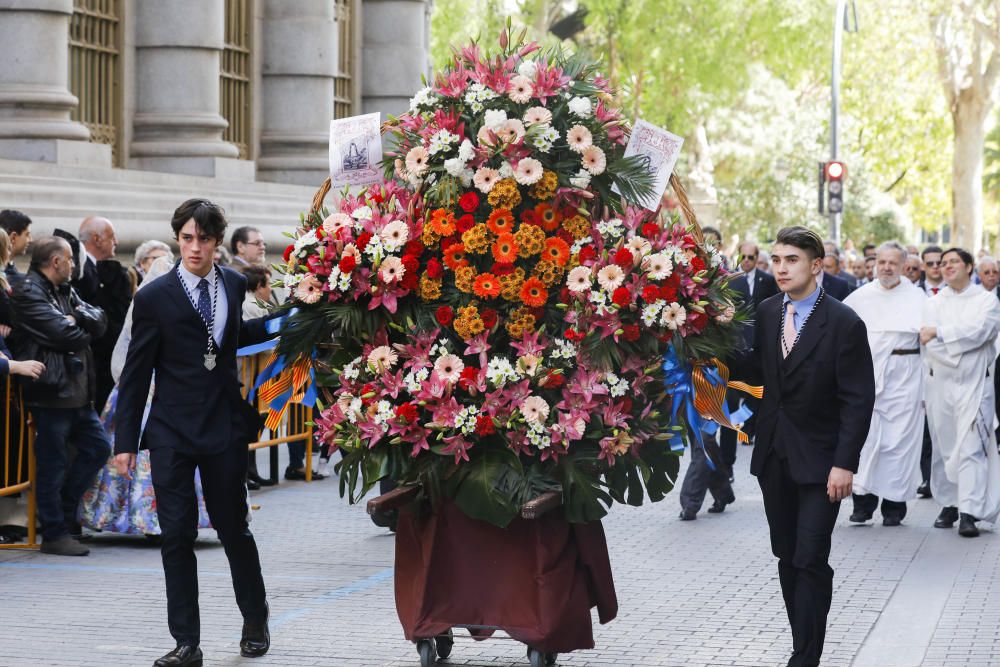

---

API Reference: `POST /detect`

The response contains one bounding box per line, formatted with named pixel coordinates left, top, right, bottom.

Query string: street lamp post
left=830, top=0, right=858, bottom=245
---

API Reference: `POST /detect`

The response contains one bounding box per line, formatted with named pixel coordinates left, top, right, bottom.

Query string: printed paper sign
left=617, top=119, right=684, bottom=211
left=329, top=113, right=383, bottom=188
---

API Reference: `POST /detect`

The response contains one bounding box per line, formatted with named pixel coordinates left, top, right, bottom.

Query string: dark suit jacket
left=114, top=264, right=270, bottom=456
left=837, top=270, right=858, bottom=291
left=747, top=292, right=875, bottom=485
left=820, top=272, right=851, bottom=301
left=729, top=270, right=779, bottom=353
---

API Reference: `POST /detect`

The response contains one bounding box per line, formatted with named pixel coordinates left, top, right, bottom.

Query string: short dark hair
left=775, top=225, right=824, bottom=261
left=921, top=244, right=943, bottom=259
left=230, top=225, right=259, bottom=254
left=241, top=264, right=271, bottom=292
left=701, top=225, right=721, bottom=239
left=29, top=236, right=69, bottom=269
left=942, top=247, right=975, bottom=276
left=170, top=199, right=227, bottom=242
left=862, top=243, right=876, bottom=253
left=0, top=209, right=32, bottom=235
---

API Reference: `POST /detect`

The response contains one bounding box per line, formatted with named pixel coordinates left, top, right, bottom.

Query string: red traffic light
left=825, top=161, right=846, bottom=180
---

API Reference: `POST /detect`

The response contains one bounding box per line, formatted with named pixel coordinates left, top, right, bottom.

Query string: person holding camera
left=8, top=236, right=110, bottom=556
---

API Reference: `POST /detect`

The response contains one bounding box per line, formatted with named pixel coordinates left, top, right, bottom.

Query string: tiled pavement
left=2, top=447, right=999, bottom=667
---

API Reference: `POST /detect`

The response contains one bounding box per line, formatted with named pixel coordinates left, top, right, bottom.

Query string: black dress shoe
left=882, top=515, right=903, bottom=527
left=917, top=481, right=933, bottom=498
left=849, top=511, right=873, bottom=523
left=246, top=477, right=261, bottom=491
left=707, top=500, right=727, bottom=514
left=934, top=506, right=959, bottom=528
left=959, top=513, right=980, bottom=538
left=679, top=508, right=697, bottom=521
left=153, top=645, right=202, bottom=667
left=247, top=471, right=276, bottom=487
left=240, top=603, right=270, bottom=657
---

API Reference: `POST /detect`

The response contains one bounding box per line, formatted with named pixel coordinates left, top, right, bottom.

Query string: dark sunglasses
left=741, top=254, right=757, bottom=261
left=924, top=260, right=941, bottom=267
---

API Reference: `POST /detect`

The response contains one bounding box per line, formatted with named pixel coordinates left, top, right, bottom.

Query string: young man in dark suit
left=114, top=199, right=273, bottom=667
left=747, top=226, right=875, bottom=667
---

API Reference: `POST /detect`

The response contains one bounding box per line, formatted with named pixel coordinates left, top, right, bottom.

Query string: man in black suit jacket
left=114, top=200, right=272, bottom=667
left=745, top=226, right=875, bottom=667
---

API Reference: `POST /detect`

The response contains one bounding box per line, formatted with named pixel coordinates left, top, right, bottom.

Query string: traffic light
left=825, top=161, right=846, bottom=214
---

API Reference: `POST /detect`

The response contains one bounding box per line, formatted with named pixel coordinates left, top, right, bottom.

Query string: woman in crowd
left=128, top=239, right=172, bottom=291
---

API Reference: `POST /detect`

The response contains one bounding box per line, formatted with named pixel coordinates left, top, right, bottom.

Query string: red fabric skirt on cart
left=394, top=498, right=618, bottom=654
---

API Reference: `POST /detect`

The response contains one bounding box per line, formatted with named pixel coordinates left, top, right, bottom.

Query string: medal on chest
left=178, top=267, right=221, bottom=371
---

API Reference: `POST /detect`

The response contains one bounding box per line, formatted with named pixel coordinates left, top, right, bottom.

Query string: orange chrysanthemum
left=430, top=209, right=457, bottom=237
left=492, top=233, right=518, bottom=263
left=443, top=242, right=467, bottom=270
left=542, top=237, right=570, bottom=267
left=473, top=273, right=501, bottom=299
left=534, top=203, right=562, bottom=232
left=486, top=208, right=516, bottom=235
left=520, top=277, right=548, bottom=308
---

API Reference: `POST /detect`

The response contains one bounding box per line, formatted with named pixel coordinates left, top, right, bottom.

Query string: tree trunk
left=951, top=88, right=990, bottom=253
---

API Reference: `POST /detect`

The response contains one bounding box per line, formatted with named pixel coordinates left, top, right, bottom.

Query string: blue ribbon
left=237, top=308, right=298, bottom=357
left=662, top=346, right=708, bottom=464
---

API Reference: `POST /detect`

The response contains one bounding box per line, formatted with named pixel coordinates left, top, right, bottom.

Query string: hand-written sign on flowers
left=615, top=120, right=684, bottom=211
left=329, top=113, right=383, bottom=189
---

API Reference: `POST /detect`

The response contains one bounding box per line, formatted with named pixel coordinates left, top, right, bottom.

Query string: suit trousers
left=679, top=433, right=734, bottom=513
left=149, top=441, right=267, bottom=646
left=758, top=452, right=841, bottom=667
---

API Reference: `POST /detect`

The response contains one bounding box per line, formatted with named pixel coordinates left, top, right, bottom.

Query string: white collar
left=177, top=263, right=218, bottom=292
left=85, top=250, right=97, bottom=267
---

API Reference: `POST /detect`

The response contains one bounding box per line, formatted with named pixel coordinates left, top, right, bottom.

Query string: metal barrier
left=239, top=351, right=316, bottom=482
left=0, top=375, right=38, bottom=550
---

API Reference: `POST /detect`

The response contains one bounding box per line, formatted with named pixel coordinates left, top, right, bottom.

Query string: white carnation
left=568, top=96, right=593, bottom=118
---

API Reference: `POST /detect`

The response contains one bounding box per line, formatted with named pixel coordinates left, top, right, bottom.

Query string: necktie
left=931, top=287, right=939, bottom=295
left=196, top=278, right=213, bottom=333
left=782, top=302, right=796, bottom=358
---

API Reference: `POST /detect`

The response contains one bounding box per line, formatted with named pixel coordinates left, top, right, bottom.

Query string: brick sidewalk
left=2, top=447, right=999, bottom=666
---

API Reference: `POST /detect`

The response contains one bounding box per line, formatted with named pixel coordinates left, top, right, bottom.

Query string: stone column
left=361, top=0, right=431, bottom=117
left=0, top=0, right=108, bottom=165
left=129, top=0, right=250, bottom=179
left=256, top=0, right=338, bottom=186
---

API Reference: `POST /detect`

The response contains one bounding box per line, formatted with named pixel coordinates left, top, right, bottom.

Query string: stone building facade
left=0, top=0, right=432, bottom=250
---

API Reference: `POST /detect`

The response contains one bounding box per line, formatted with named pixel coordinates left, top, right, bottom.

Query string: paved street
left=2, top=446, right=1000, bottom=667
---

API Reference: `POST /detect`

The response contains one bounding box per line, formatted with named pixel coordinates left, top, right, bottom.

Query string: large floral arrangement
left=268, top=29, right=744, bottom=527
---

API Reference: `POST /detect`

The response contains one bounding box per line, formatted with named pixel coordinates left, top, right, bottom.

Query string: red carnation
left=396, top=402, right=419, bottom=424
left=400, top=271, right=419, bottom=291
left=458, top=191, right=480, bottom=212
left=621, top=397, right=633, bottom=413
left=404, top=240, right=425, bottom=257
left=401, top=255, right=419, bottom=274
left=688, top=310, right=708, bottom=332
left=612, top=286, right=631, bottom=307
left=426, top=258, right=444, bottom=279
left=283, top=244, right=295, bottom=262
left=660, top=284, right=679, bottom=302
left=492, top=262, right=515, bottom=276
left=480, top=308, right=498, bottom=329
left=623, top=324, right=640, bottom=341
left=520, top=209, right=537, bottom=225
left=541, top=371, right=565, bottom=389
left=435, top=306, right=454, bottom=326
left=642, top=223, right=660, bottom=238
left=564, top=328, right=580, bottom=341
left=459, top=366, right=480, bottom=390
left=339, top=255, right=357, bottom=273
left=475, top=414, right=495, bottom=436
left=559, top=287, right=571, bottom=302
left=690, top=256, right=706, bottom=272
left=642, top=285, right=660, bottom=302
left=613, top=248, right=634, bottom=268
left=578, top=246, right=597, bottom=264
left=356, top=231, right=373, bottom=251
left=456, top=214, right=475, bottom=234
left=556, top=229, right=574, bottom=245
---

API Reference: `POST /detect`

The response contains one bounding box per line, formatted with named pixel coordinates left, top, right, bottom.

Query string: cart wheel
left=417, top=639, right=436, bottom=666
left=435, top=629, right=454, bottom=659
left=527, top=647, right=545, bottom=667
left=546, top=653, right=558, bottom=665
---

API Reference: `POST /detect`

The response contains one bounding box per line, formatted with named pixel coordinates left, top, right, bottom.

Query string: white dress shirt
left=177, top=263, right=228, bottom=346
left=745, top=268, right=756, bottom=297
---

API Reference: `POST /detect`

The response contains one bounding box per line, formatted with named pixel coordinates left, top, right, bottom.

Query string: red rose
left=623, top=324, right=640, bottom=341
left=426, top=258, right=444, bottom=279
left=283, top=244, right=295, bottom=262
left=456, top=214, right=475, bottom=234
left=396, top=402, right=419, bottom=424
left=613, top=248, right=634, bottom=268
left=403, top=240, right=425, bottom=257
left=642, top=223, right=660, bottom=238
left=480, top=308, right=498, bottom=329
left=435, top=306, right=454, bottom=326
left=459, top=366, right=480, bottom=390
left=458, top=192, right=480, bottom=212
left=475, top=414, right=495, bottom=436
left=339, top=255, right=357, bottom=273
left=356, top=232, right=373, bottom=251
left=612, top=286, right=631, bottom=307
left=642, top=285, right=660, bottom=302
left=690, top=256, right=706, bottom=272
left=578, top=246, right=597, bottom=264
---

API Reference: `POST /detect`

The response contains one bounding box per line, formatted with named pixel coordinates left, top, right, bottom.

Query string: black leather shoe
left=934, top=506, right=959, bottom=528
left=849, top=511, right=873, bottom=524
left=246, top=477, right=261, bottom=491
left=679, top=508, right=697, bottom=521
left=882, top=515, right=903, bottom=527
left=917, top=481, right=932, bottom=498
left=248, top=471, right=276, bottom=487
left=707, top=500, right=727, bottom=514
left=240, top=603, right=270, bottom=657
left=959, top=513, right=980, bottom=538
left=153, top=645, right=202, bottom=667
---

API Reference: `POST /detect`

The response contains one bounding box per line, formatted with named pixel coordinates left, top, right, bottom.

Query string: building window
left=221, top=0, right=253, bottom=159
left=69, top=0, right=122, bottom=165
left=334, top=0, right=360, bottom=119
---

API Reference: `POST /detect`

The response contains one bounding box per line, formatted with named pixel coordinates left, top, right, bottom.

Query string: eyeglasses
left=741, top=255, right=757, bottom=261
left=246, top=240, right=267, bottom=247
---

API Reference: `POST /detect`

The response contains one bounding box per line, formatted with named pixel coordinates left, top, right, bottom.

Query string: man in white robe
left=844, top=242, right=925, bottom=526
left=921, top=247, right=1000, bottom=537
